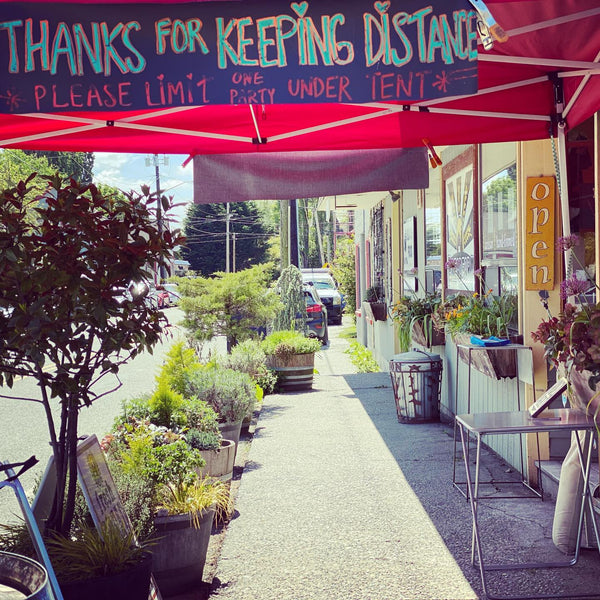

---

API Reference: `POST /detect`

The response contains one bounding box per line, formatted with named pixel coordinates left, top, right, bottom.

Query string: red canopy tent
left=0, top=0, right=599, bottom=156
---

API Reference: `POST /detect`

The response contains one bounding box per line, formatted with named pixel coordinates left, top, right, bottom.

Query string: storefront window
left=443, top=145, right=477, bottom=293
left=567, top=117, right=596, bottom=303
left=425, top=170, right=442, bottom=293
left=481, top=164, right=517, bottom=263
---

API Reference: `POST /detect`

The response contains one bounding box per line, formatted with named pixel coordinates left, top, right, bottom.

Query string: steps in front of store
left=538, top=460, right=599, bottom=500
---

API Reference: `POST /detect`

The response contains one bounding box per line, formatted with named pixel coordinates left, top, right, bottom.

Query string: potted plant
left=46, top=523, right=153, bottom=600
left=364, top=284, right=388, bottom=321
left=261, top=330, right=321, bottom=392
left=532, top=234, right=600, bottom=419
left=0, top=470, right=157, bottom=600
left=103, top=418, right=228, bottom=596
left=217, top=338, right=277, bottom=431
left=117, top=381, right=236, bottom=484
left=391, top=292, right=444, bottom=352
left=439, top=263, right=517, bottom=379
left=183, top=366, right=257, bottom=449
left=178, top=263, right=282, bottom=352
left=0, top=174, right=181, bottom=543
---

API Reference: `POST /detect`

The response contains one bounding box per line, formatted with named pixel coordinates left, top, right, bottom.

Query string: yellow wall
left=519, top=139, right=564, bottom=477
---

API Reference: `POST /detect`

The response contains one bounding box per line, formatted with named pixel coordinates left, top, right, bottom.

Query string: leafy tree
left=274, top=264, right=306, bottom=333
left=331, top=235, right=357, bottom=319
left=0, top=173, right=183, bottom=535
left=23, top=151, right=95, bottom=184
left=297, top=198, right=333, bottom=268
left=181, top=201, right=273, bottom=276
left=178, top=263, right=281, bottom=351
left=0, top=149, right=54, bottom=189
left=482, top=166, right=517, bottom=212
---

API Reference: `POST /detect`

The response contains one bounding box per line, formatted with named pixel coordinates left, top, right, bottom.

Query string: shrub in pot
left=261, top=330, right=321, bottom=392
left=218, top=338, right=277, bottom=396
left=103, top=419, right=228, bottom=596
left=183, top=366, right=257, bottom=447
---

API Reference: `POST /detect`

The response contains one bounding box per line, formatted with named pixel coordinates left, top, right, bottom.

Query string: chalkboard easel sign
left=529, top=379, right=568, bottom=417
left=77, top=434, right=162, bottom=600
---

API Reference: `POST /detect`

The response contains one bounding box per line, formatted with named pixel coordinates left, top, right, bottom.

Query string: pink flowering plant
left=531, top=234, right=600, bottom=391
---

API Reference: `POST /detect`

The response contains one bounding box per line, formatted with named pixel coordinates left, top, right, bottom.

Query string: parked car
left=301, top=269, right=344, bottom=325
left=303, top=284, right=328, bottom=345
left=163, top=283, right=181, bottom=307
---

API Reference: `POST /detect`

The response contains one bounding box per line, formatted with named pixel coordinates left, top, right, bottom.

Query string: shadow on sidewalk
left=343, top=372, right=600, bottom=600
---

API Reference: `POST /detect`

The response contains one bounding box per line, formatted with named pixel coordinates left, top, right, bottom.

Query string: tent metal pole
left=557, top=124, right=572, bottom=279
left=563, top=49, right=600, bottom=118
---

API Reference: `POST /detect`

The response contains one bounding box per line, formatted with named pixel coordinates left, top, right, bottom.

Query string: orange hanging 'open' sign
left=525, top=176, right=555, bottom=290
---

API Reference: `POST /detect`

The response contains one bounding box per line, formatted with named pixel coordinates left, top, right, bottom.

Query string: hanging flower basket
left=453, top=332, right=517, bottom=380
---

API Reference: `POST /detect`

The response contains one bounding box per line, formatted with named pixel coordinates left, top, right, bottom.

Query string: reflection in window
left=425, top=176, right=442, bottom=293
left=481, top=164, right=517, bottom=263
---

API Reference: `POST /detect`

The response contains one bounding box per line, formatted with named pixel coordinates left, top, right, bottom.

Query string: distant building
left=173, top=259, right=190, bottom=276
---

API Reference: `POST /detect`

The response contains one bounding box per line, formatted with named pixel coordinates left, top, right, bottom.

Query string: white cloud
left=93, top=152, right=193, bottom=226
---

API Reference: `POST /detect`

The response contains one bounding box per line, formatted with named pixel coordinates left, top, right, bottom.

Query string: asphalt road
left=0, top=308, right=197, bottom=525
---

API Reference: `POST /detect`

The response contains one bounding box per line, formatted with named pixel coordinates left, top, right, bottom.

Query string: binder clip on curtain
left=423, top=138, right=442, bottom=169
left=469, top=0, right=509, bottom=50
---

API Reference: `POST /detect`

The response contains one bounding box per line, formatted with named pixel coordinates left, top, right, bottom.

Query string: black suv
left=304, top=284, right=328, bottom=345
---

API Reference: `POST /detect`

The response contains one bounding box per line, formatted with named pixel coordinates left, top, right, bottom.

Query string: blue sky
left=93, top=152, right=194, bottom=228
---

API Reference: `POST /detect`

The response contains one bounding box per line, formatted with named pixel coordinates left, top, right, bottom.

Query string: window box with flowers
left=532, top=234, right=600, bottom=420
left=438, top=262, right=518, bottom=379
left=392, top=270, right=445, bottom=351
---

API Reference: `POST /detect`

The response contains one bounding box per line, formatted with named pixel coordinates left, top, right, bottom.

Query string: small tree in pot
left=0, top=174, right=183, bottom=536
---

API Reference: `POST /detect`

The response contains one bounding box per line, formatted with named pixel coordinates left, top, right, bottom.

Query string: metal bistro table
left=456, top=409, right=600, bottom=600
left=452, top=342, right=539, bottom=499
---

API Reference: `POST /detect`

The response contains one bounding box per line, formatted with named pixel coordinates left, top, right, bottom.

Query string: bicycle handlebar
left=0, top=455, right=38, bottom=482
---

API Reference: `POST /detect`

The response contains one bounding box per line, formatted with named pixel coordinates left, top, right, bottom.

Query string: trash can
left=389, top=350, right=443, bottom=423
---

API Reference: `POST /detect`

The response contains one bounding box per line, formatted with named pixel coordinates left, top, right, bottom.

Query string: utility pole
left=232, top=232, right=236, bottom=272
left=146, top=154, right=169, bottom=282
left=289, top=198, right=299, bottom=267
left=225, top=202, right=231, bottom=273
left=280, top=200, right=289, bottom=270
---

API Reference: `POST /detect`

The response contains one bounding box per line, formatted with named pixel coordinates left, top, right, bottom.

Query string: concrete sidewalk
left=205, top=328, right=600, bottom=600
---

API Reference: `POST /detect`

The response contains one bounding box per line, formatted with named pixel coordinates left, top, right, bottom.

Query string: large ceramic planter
left=453, top=332, right=517, bottom=379
left=266, top=352, right=315, bottom=392
left=152, top=508, right=215, bottom=596
left=411, top=320, right=445, bottom=347
left=568, top=369, right=600, bottom=418
left=60, top=553, right=152, bottom=600
left=198, top=439, right=236, bottom=482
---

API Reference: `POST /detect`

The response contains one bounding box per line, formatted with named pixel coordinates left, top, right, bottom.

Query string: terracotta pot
left=568, top=369, right=600, bottom=418
left=453, top=332, right=517, bottom=379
